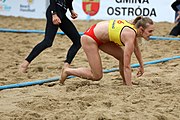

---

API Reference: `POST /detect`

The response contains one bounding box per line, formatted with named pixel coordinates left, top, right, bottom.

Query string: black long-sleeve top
left=171, top=0, right=180, bottom=12
left=50, top=0, right=73, bottom=13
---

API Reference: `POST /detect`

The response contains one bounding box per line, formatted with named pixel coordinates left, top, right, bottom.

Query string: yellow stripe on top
left=108, top=20, right=137, bottom=46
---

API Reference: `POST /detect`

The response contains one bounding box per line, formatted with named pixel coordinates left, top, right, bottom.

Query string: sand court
left=0, top=15, right=180, bottom=120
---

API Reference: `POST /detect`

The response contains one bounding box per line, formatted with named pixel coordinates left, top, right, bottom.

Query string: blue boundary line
left=0, top=56, right=179, bottom=90
left=0, top=28, right=180, bottom=40
left=0, top=28, right=84, bottom=36
left=150, top=36, right=180, bottom=41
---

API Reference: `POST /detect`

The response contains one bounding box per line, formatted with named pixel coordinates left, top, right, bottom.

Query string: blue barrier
left=0, top=28, right=180, bottom=40
left=150, top=36, right=180, bottom=41
left=0, top=56, right=179, bottom=90
left=0, top=28, right=84, bottom=36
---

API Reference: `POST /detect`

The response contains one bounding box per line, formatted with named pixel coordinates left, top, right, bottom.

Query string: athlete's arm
left=68, top=0, right=73, bottom=11
left=50, top=0, right=61, bottom=25
left=50, top=0, right=57, bottom=14
left=67, top=0, right=78, bottom=19
left=123, top=30, right=136, bottom=86
left=171, top=1, right=180, bottom=12
left=134, top=38, right=144, bottom=77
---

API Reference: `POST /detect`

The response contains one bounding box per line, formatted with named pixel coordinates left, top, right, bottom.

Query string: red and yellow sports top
left=108, top=20, right=137, bottom=46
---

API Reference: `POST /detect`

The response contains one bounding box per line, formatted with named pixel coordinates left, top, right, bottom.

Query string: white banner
left=70, top=0, right=175, bottom=22
left=0, top=0, right=176, bottom=22
left=0, top=0, right=46, bottom=19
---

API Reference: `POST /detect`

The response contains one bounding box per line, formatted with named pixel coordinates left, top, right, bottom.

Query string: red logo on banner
left=82, top=0, right=100, bottom=16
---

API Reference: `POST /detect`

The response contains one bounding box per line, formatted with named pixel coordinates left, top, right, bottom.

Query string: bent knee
left=81, top=35, right=90, bottom=45
left=73, top=41, right=81, bottom=48
left=45, top=42, right=53, bottom=48
left=41, top=38, right=53, bottom=48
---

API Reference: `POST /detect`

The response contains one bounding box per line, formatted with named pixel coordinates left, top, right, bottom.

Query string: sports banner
left=71, top=0, right=175, bottom=22
left=0, top=0, right=46, bottom=19
left=0, top=0, right=176, bottom=22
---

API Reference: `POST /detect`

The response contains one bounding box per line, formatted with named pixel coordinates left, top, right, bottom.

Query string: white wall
left=0, top=0, right=176, bottom=22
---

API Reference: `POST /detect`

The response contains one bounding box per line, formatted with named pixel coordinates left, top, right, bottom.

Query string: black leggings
left=25, top=6, right=81, bottom=64
left=169, top=22, right=180, bottom=36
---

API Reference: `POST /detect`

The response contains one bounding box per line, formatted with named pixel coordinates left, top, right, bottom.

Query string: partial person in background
left=60, top=16, right=154, bottom=86
left=19, top=0, right=81, bottom=73
left=169, top=0, right=180, bottom=36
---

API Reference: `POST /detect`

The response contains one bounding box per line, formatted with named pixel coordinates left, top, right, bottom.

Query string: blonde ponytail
left=132, top=16, right=143, bottom=25
left=133, top=16, right=153, bottom=29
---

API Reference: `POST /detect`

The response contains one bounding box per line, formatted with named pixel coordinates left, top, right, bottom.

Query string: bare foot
left=63, top=62, right=70, bottom=68
left=59, top=62, right=70, bottom=84
left=60, top=68, right=69, bottom=84
left=19, top=60, right=29, bottom=73
left=19, top=65, right=28, bottom=73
